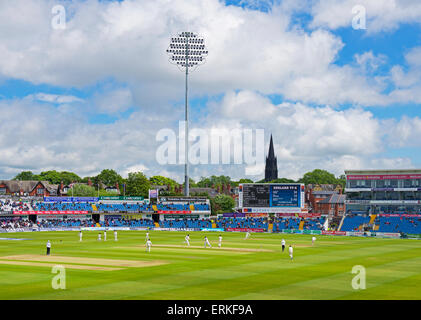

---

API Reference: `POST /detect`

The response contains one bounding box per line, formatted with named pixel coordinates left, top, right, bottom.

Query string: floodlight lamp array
left=166, top=32, right=208, bottom=71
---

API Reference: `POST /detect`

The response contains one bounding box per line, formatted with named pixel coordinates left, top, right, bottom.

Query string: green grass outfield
left=0, top=230, right=420, bottom=299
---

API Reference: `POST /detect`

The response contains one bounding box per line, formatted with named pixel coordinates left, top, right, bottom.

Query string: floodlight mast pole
left=167, top=32, right=208, bottom=197
left=184, top=33, right=189, bottom=197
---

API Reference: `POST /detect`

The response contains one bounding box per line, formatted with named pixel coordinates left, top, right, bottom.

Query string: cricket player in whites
left=46, top=240, right=51, bottom=255
left=97, top=233, right=101, bottom=241
left=204, top=236, right=212, bottom=248
left=218, top=235, right=222, bottom=248
left=185, top=234, right=190, bottom=246
left=245, top=231, right=250, bottom=240
left=146, top=238, right=152, bottom=253
left=79, top=230, right=83, bottom=242
left=114, top=230, right=118, bottom=241
left=289, top=245, right=293, bottom=261
left=312, top=236, right=316, bottom=246
left=104, top=230, right=107, bottom=241
left=281, top=239, right=286, bottom=252
left=146, top=231, right=149, bottom=241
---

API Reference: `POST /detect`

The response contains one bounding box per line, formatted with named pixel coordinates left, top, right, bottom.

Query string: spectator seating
left=340, top=215, right=370, bottom=231
left=104, top=218, right=154, bottom=228
left=35, top=202, right=93, bottom=211
left=0, top=199, right=33, bottom=212
left=157, top=203, right=190, bottom=211
left=0, top=218, right=35, bottom=229
left=272, top=217, right=300, bottom=232
left=216, top=217, right=268, bottom=230
left=37, top=219, right=97, bottom=228
left=1, top=196, right=211, bottom=213
left=376, top=216, right=421, bottom=234
left=97, top=202, right=152, bottom=212
left=302, top=217, right=326, bottom=231
left=157, top=202, right=210, bottom=211
left=193, top=203, right=210, bottom=211
left=160, top=219, right=212, bottom=229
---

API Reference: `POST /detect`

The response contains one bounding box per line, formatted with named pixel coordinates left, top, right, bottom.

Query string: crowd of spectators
left=0, top=218, right=35, bottom=229
left=104, top=218, right=154, bottom=228
left=37, top=219, right=97, bottom=228
left=0, top=199, right=33, bottom=212
left=302, top=217, right=326, bottom=230
left=97, top=202, right=151, bottom=212
left=160, top=218, right=212, bottom=229
left=35, top=201, right=93, bottom=211
left=375, top=215, right=421, bottom=234
left=216, top=217, right=268, bottom=229
left=272, top=217, right=300, bottom=232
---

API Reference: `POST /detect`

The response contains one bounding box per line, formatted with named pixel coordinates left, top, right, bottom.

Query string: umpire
left=46, top=240, right=51, bottom=255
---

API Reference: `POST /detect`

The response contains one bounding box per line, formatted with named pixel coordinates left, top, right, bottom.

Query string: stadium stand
left=272, top=217, right=301, bottom=232
left=192, top=203, right=210, bottom=211
left=35, top=201, right=93, bottom=211
left=160, top=219, right=212, bottom=229
left=271, top=217, right=326, bottom=232
left=302, top=217, right=326, bottom=231
left=375, top=215, right=421, bottom=234
left=104, top=217, right=154, bottom=228
left=157, top=202, right=210, bottom=211
left=0, top=199, right=33, bottom=212
left=216, top=217, right=268, bottom=230
left=0, top=218, right=35, bottom=229
left=157, top=203, right=189, bottom=211
left=340, top=215, right=371, bottom=231
left=0, top=195, right=211, bottom=215
left=97, top=202, right=152, bottom=212
left=37, top=218, right=97, bottom=228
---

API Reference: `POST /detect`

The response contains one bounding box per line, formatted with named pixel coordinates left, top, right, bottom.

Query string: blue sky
left=0, top=0, right=421, bottom=181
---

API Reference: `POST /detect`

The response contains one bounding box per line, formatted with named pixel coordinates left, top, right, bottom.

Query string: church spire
left=265, top=134, right=278, bottom=182
left=268, top=134, right=275, bottom=159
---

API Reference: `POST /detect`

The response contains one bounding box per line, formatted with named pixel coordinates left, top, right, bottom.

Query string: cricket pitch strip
left=0, top=255, right=167, bottom=271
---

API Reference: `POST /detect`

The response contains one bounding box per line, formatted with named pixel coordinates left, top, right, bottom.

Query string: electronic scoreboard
left=238, top=183, right=304, bottom=213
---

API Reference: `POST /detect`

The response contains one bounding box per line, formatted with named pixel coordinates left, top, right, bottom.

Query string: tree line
left=11, top=169, right=345, bottom=214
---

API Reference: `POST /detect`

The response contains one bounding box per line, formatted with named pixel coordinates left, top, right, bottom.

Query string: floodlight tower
left=166, top=32, right=208, bottom=196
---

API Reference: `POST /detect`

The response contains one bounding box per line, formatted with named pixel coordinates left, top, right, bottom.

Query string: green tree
left=269, top=178, right=296, bottom=183
left=126, top=172, right=150, bottom=197
left=230, top=178, right=254, bottom=187
left=210, top=194, right=235, bottom=215
left=196, top=177, right=212, bottom=188
left=96, top=169, right=123, bottom=186
left=81, top=176, right=94, bottom=183
left=337, top=174, right=346, bottom=188
left=298, top=169, right=338, bottom=185
left=71, top=184, right=96, bottom=197
left=98, top=189, right=120, bottom=197
left=238, top=178, right=254, bottom=184
left=197, top=175, right=232, bottom=188
left=38, top=170, right=63, bottom=184
left=13, top=171, right=39, bottom=181
left=59, top=171, right=82, bottom=185
left=35, top=170, right=81, bottom=184
left=181, top=178, right=197, bottom=188
left=149, top=175, right=177, bottom=187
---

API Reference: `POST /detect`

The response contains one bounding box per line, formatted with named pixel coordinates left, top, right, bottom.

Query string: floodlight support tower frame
left=184, top=34, right=189, bottom=197
left=167, top=32, right=208, bottom=197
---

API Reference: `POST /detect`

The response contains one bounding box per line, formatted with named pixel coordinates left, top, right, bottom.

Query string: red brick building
left=316, top=194, right=346, bottom=216
left=306, top=184, right=343, bottom=214
left=0, top=180, right=58, bottom=197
